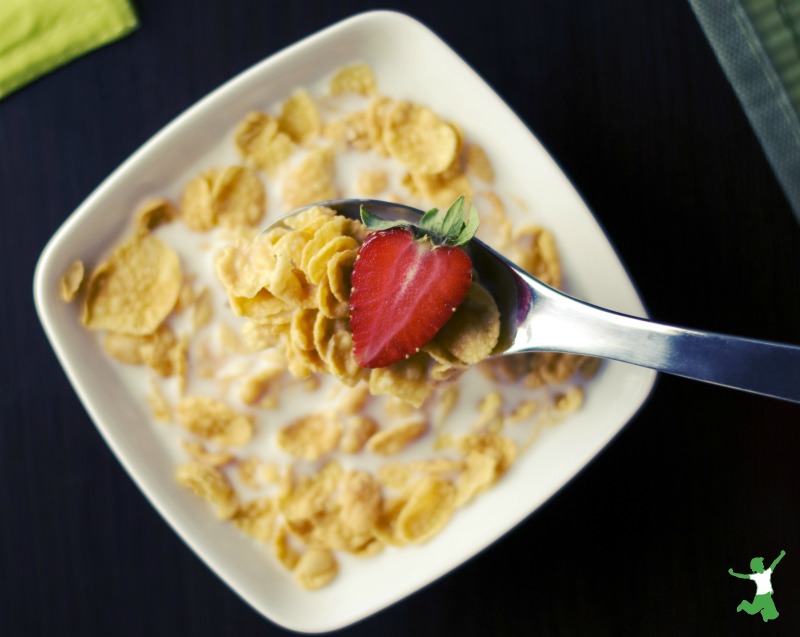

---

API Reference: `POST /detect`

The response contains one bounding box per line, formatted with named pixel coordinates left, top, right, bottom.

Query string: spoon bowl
left=267, top=199, right=800, bottom=403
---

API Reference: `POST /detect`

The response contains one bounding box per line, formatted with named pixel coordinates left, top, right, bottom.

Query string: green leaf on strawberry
left=350, top=196, right=480, bottom=368
left=359, top=195, right=478, bottom=248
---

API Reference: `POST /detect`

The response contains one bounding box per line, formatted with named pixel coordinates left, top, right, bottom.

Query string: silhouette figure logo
left=728, top=550, right=786, bottom=622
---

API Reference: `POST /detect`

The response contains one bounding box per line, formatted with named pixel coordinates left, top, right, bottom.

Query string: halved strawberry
left=350, top=197, right=479, bottom=368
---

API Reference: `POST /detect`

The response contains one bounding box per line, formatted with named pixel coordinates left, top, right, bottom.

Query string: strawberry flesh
left=350, top=227, right=472, bottom=368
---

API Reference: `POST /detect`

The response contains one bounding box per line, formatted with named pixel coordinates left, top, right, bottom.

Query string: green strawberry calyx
left=360, top=195, right=479, bottom=248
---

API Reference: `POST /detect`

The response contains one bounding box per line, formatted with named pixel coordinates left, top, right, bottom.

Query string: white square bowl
left=34, top=10, right=656, bottom=633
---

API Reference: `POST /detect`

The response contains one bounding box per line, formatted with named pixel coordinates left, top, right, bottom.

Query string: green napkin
left=0, top=0, right=138, bottom=100
left=690, top=0, right=800, bottom=223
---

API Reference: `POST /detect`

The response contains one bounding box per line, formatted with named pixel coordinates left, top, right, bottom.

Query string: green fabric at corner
left=690, top=0, right=800, bottom=223
left=0, top=0, right=138, bottom=100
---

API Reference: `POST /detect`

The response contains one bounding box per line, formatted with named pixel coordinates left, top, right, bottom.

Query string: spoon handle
left=511, top=284, right=800, bottom=403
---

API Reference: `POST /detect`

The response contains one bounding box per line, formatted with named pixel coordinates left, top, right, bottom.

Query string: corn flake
left=454, top=451, right=499, bottom=507
left=294, top=549, right=339, bottom=590
left=554, top=386, right=584, bottom=414
left=452, top=431, right=517, bottom=481
left=283, top=204, right=336, bottom=232
left=180, top=439, right=234, bottom=467
left=191, top=287, right=214, bottom=332
left=433, top=385, right=459, bottom=428
left=228, top=289, right=288, bottom=321
left=329, top=64, right=378, bottom=96
left=211, top=166, right=266, bottom=229
left=334, top=383, right=370, bottom=415
left=475, top=390, right=504, bottom=429
left=384, top=101, right=458, bottom=175
left=306, top=235, right=359, bottom=285
left=82, top=234, right=181, bottom=336
left=339, top=415, right=379, bottom=453
left=286, top=338, right=326, bottom=380
left=273, top=524, right=301, bottom=570
left=403, top=165, right=473, bottom=209
left=280, top=461, right=342, bottom=521
left=368, top=353, right=432, bottom=407
left=238, top=366, right=283, bottom=407
left=175, top=461, right=239, bottom=519
left=366, top=96, right=393, bottom=156
left=433, top=281, right=500, bottom=364
left=59, top=260, right=85, bottom=302
left=316, top=275, right=349, bottom=320
left=103, top=331, right=147, bottom=365
left=474, top=191, right=512, bottom=249
left=237, top=457, right=262, bottom=489
left=176, top=396, right=254, bottom=446
left=234, top=111, right=295, bottom=177
left=135, top=198, right=179, bottom=235
left=395, top=475, right=456, bottom=544
left=366, top=419, right=428, bottom=456
left=267, top=253, right=312, bottom=307
left=235, top=111, right=278, bottom=157
left=146, top=377, right=172, bottom=423
left=139, top=325, right=183, bottom=377
left=376, top=463, right=414, bottom=490
left=508, top=399, right=539, bottom=424
left=465, top=143, right=495, bottom=183
left=338, top=470, right=382, bottom=541
left=232, top=498, right=277, bottom=541
left=300, top=215, right=362, bottom=271
left=322, top=119, right=349, bottom=148
left=214, top=235, right=279, bottom=299
left=181, top=172, right=216, bottom=231
left=384, top=396, right=416, bottom=419
left=409, top=457, right=464, bottom=474
left=281, top=147, right=337, bottom=210
left=336, top=111, right=373, bottom=151
left=373, top=496, right=408, bottom=546
left=279, top=90, right=321, bottom=145
left=326, top=331, right=363, bottom=382
left=173, top=277, right=197, bottom=314
left=351, top=538, right=384, bottom=558
left=284, top=469, right=381, bottom=554
left=260, top=463, right=281, bottom=484
left=277, top=413, right=342, bottom=460
left=511, top=224, right=562, bottom=288
left=355, top=169, right=388, bottom=196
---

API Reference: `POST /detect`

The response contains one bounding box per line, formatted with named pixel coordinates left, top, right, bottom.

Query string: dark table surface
left=2, top=1, right=800, bottom=635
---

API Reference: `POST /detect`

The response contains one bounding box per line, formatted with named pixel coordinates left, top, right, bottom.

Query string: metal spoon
left=267, top=199, right=800, bottom=403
